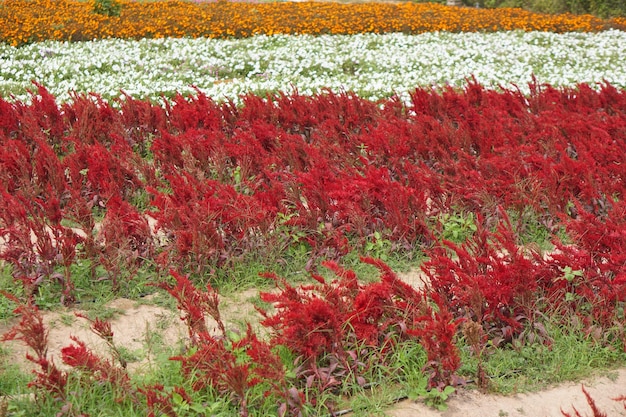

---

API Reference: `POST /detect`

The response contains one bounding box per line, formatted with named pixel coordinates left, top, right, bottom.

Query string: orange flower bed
left=611, top=16, right=626, bottom=27
left=1, top=0, right=624, bottom=46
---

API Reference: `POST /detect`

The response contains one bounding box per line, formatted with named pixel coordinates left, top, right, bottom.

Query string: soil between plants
left=387, top=369, right=626, bottom=417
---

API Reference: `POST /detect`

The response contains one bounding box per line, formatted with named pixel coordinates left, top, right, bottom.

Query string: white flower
left=0, top=31, right=624, bottom=105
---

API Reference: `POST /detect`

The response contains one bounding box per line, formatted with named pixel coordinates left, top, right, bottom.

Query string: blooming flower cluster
left=1, top=0, right=624, bottom=46
left=1, top=0, right=626, bottom=414
left=1, top=30, right=625, bottom=103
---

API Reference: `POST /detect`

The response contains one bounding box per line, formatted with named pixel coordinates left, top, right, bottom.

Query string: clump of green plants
left=472, top=0, right=626, bottom=18
left=438, top=211, right=477, bottom=243
left=93, top=0, right=122, bottom=17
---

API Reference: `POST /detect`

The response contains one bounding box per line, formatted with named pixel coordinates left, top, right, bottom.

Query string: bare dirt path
left=388, top=369, right=626, bottom=417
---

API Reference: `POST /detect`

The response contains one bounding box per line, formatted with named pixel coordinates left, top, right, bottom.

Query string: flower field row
left=2, top=81, right=626, bottom=316
left=1, top=31, right=626, bottom=104
left=2, top=78, right=626, bottom=413
left=1, top=0, right=626, bottom=46
left=3, top=81, right=626, bottom=413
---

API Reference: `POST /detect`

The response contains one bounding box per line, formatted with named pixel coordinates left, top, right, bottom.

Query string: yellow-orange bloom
left=0, top=0, right=624, bottom=46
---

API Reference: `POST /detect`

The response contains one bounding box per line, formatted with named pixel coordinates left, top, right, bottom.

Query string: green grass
left=0, top=266, right=21, bottom=321
left=459, top=320, right=626, bottom=395
left=0, top=346, right=31, bottom=397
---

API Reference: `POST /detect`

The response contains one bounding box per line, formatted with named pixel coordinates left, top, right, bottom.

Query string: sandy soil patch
left=388, top=369, right=626, bottom=417
left=0, top=288, right=264, bottom=374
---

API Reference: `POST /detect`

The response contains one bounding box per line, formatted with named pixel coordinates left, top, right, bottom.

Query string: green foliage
left=474, top=0, right=625, bottom=17
left=588, top=0, right=626, bottom=17
left=427, top=386, right=456, bottom=410
left=387, top=340, right=457, bottom=410
left=460, top=319, right=626, bottom=394
left=507, top=208, right=568, bottom=250
left=364, top=231, right=393, bottom=261
left=555, top=266, right=584, bottom=303
left=406, top=378, right=455, bottom=411
left=438, top=212, right=477, bottom=243
left=0, top=265, right=22, bottom=320
left=93, top=0, right=122, bottom=17
left=560, top=266, right=584, bottom=283
left=0, top=346, right=31, bottom=396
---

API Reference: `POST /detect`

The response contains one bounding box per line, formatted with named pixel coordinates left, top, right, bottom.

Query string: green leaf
left=442, top=385, right=455, bottom=398
left=172, top=391, right=184, bottom=406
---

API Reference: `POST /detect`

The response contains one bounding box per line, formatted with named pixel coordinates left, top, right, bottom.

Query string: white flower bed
left=0, top=30, right=625, bottom=103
